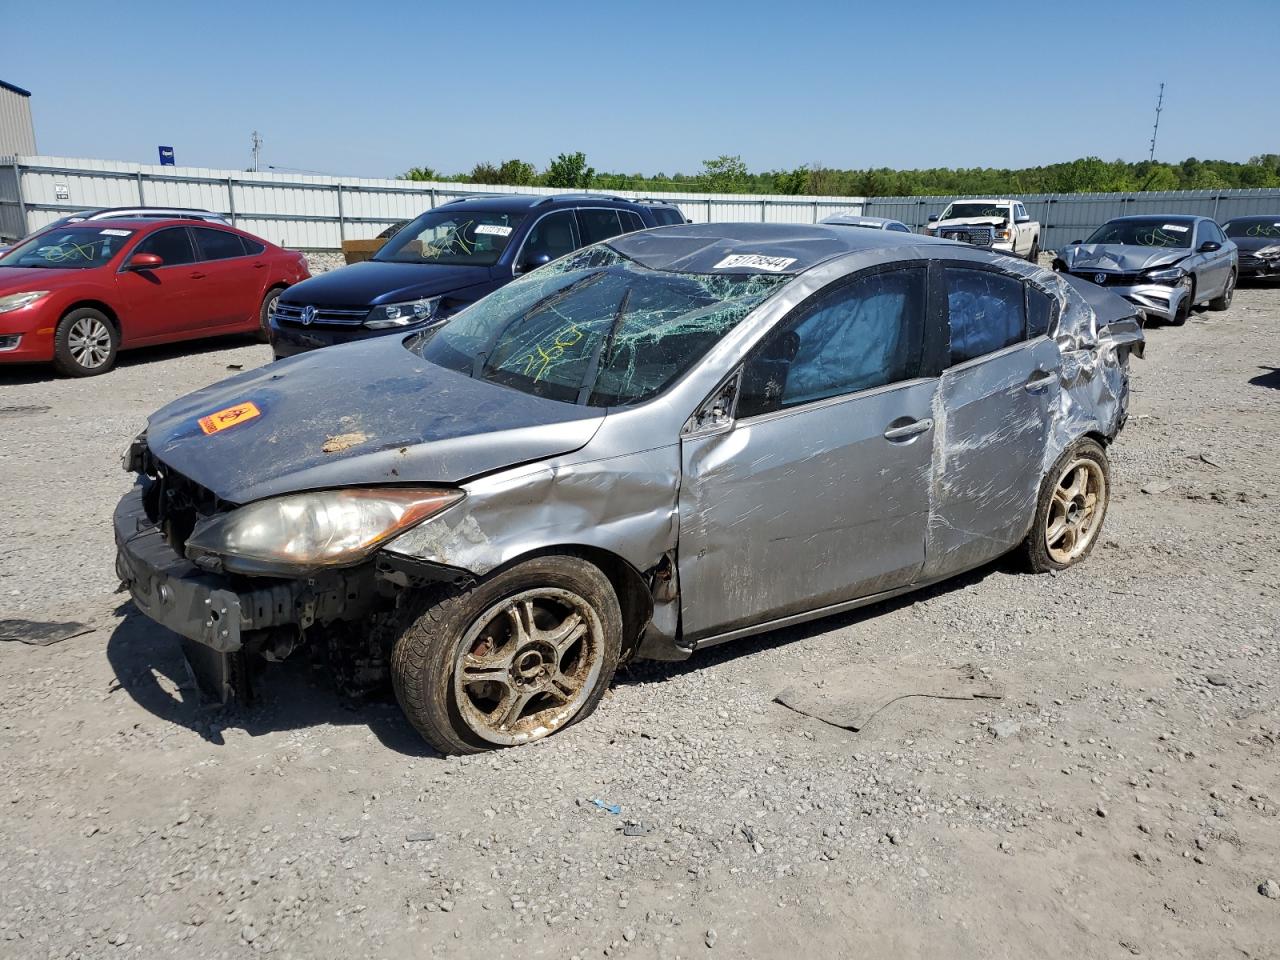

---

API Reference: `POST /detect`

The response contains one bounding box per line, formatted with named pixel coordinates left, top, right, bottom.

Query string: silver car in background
left=1053, top=215, right=1238, bottom=325
left=820, top=214, right=913, bottom=233
left=115, top=224, right=1143, bottom=753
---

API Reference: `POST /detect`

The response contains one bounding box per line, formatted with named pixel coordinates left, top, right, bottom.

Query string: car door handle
left=883, top=418, right=933, bottom=441
left=253, top=261, right=266, bottom=269
left=1024, top=371, right=1054, bottom=393
left=189, top=271, right=207, bottom=279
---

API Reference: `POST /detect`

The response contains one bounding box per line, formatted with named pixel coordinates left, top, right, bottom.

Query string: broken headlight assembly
left=1140, top=265, right=1188, bottom=286
left=364, top=297, right=441, bottom=330
left=184, top=487, right=463, bottom=575
left=1255, top=244, right=1280, bottom=259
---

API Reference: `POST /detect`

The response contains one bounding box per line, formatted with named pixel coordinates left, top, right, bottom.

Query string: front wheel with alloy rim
left=1169, top=278, right=1194, bottom=326
left=1022, top=438, right=1110, bottom=573
left=53, top=307, right=119, bottom=376
left=390, top=555, right=622, bottom=754
left=1209, top=269, right=1236, bottom=311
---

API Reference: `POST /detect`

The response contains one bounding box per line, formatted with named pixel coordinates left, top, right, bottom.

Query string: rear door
left=1196, top=220, right=1232, bottom=296
left=115, top=226, right=209, bottom=340
left=678, top=263, right=938, bottom=642
left=921, top=264, right=1060, bottom=580
left=192, top=227, right=262, bottom=330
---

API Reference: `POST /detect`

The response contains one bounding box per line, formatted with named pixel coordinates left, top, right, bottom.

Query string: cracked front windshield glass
left=412, top=246, right=790, bottom=406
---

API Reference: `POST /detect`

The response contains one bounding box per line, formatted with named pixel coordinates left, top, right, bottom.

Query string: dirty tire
left=52, top=307, right=118, bottom=376
left=258, top=287, right=283, bottom=343
left=1170, top=280, right=1193, bottom=326
left=1022, top=438, right=1110, bottom=574
left=1027, top=239, right=1039, bottom=263
left=390, top=555, right=622, bottom=754
left=1208, top=269, right=1236, bottom=311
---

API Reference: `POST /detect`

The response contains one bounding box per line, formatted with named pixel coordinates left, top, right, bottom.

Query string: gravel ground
left=1, top=278, right=1278, bottom=958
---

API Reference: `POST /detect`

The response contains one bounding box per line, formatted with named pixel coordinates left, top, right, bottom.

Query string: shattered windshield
left=1223, top=218, right=1280, bottom=239
left=412, top=246, right=791, bottom=406
left=0, top=227, right=134, bottom=269
left=375, top=209, right=526, bottom=266
left=1085, top=219, right=1193, bottom=248
left=942, top=203, right=1009, bottom=221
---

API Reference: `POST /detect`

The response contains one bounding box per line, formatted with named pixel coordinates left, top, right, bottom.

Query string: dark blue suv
left=269, top=194, right=686, bottom=358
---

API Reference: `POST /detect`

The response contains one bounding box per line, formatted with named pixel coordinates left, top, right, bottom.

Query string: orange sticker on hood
left=198, top=402, right=261, bottom=435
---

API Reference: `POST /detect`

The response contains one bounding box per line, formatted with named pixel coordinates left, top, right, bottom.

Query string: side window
left=241, top=236, right=266, bottom=255
left=133, top=227, right=195, bottom=267
left=739, top=267, right=926, bottom=418
left=946, top=267, right=1026, bottom=364
left=193, top=227, right=247, bottom=261
left=1015, top=203, right=1028, bottom=221
left=578, top=208, right=625, bottom=245
left=1026, top=285, right=1056, bottom=339
left=620, top=210, right=646, bottom=232
left=1200, top=221, right=1224, bottom=245
left=888, top=222, right=911, bottom=233
left=521, top=211, right=578, bottom=263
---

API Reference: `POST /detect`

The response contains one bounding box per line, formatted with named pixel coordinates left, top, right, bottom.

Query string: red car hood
left=0, top=266, right=92, bottom=291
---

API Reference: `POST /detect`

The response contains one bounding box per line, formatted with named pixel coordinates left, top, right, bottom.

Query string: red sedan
left=0, top=219, right=309, bottom=376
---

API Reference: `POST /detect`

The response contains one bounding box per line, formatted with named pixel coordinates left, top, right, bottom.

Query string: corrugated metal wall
left=4, top=156, right=866, bottom=247
left=0, top=87, right=37, bottom=157
left=863, top=190, right=1280, bottom=250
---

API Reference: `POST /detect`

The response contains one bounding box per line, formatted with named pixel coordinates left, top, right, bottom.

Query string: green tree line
left=404, top=153, right=1280, bottom=196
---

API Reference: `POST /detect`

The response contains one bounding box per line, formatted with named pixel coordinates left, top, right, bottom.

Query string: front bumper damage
left=114, top=483, right=376, bottom=699
left=1095, top=280, right=1189, bottom=322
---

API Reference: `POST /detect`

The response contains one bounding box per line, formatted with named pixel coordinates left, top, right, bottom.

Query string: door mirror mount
left=1198, top=240, right=1221, bottom=253
left=126, top=252, right=164, bottom=270
left=516, top=252, right=552, bottom=275
left=927, top=214, right=939, bottom=223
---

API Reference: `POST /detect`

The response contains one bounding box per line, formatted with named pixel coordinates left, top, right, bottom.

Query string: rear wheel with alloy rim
left=1023, top=438, right=1110, bottom=573
left=1209, top=269, right=1236, bottom=311
left=390, top=555, right=622, bottom=753
left=258, top=287, right=283, bottom=342
left=53, top=307, right=118, bottom=376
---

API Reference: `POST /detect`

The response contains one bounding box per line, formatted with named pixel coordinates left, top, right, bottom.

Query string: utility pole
left=1148, top=83, right=1164, bottom=162
left=250, top=131, right=263, bottom=172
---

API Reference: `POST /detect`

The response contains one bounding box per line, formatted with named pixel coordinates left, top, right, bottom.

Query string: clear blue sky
left=5, top=0, right=1277, bottom=178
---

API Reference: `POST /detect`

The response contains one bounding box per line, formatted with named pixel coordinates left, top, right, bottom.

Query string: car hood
left=1059, top=244, right=1189, bottom=273
left=144, top=336, right=605, bottom=504
left=936, top=216, right=1006, bottom=228
left=278, top=259, right=495, bottom=308
left=0, top=265, right=96, bottom=290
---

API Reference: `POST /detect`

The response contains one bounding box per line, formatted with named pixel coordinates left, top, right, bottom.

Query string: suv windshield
left=412, top=246, right=790, bottom=406
left=0, top=227, right=135, bottom=269
left=1085, top=219, right=1192, bottom=248
left=375, top=209, right=526, bottom=266
left=942, top=203, right=1009, bottom=221
left=1223, top=218, right=1280, bottom=239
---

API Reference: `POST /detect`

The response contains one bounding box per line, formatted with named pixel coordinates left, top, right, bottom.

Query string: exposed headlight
left=364, top=297, right=441, bottom=330
left=0, top=291, right=51, bottom=313
left=185, top=487, right=463, bottom=574
left=1256, top=244, right=1280, bottom=258
left=1141, top=266, right=1188, bottom=285
left=994, top=228, right=1011, bottom=240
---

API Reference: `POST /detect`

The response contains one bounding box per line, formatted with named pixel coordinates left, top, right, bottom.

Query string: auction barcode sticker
left=475, top=224, right=512, bottom=237
left=713, top=254, right=797, bottom=272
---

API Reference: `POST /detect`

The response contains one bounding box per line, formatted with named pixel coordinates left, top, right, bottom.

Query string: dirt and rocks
left=1, top=281, right=1278, bottom=958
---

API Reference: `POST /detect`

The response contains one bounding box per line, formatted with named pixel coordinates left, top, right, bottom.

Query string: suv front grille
left=939, top=226, right=994, bottom=247
left=273, top=303, right=370, bottom=328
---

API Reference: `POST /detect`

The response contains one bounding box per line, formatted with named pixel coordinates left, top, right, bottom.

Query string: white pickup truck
left=925, top=199, right=1041, bottom=261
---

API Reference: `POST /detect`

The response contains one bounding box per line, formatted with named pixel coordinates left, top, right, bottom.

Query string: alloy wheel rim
left=452, top=587, right=603, bottom=746
left=67, top=317, right=112, bottom=368
left=1045, top=457, right=1106, bottom=564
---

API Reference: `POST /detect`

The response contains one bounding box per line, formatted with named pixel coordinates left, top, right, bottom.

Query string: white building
left=0, top=80, right=36, bottom=156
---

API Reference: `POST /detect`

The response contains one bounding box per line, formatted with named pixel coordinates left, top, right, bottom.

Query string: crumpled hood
left=278, top=259, right=493, bottom=308
left=935, top=216, right=1006, bottom=228
left=144, top=337, right=605, bottom=504
left=1059, top=244, right=1187, bottom=273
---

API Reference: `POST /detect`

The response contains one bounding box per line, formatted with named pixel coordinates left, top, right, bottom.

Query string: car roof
left=610, top=222, right=938, bottom=274
left=55, top=217, right=237, bottom=230
left=821, top=214, right=901, bottom=228
left=1221, top=214, right=1280, bottom=222
left=439, top=193, right=645, bottom=213
left=1105, top=214, right=1201, bottom=223
left=948, top=198, right=1015, bottom=205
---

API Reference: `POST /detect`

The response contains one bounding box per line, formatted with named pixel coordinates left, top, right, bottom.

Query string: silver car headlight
left=1141, top=266, right=1187, bottom=285
left=364, top=297, right=441, bottom=329
left=0, top=290, right=51, bottom=313
left=185, top=487, right=462, bottom=574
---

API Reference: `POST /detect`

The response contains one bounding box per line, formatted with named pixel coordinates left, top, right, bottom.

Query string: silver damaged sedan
left=115, top=224, right=1144, bottom=753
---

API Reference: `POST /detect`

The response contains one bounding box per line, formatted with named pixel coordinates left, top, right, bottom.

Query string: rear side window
left=193, top=227, right=247, bottom=261
left=739, top=267, right=925, bottom=417
left=946, top=267, right=1026, bottom=364
left=1026, top=286, right=1055, bottom=338
left=578, top=209, right=626, bottom=244
left=134, top=227, right=196, bottom=267
left=241, top=236, right=265, bottom=255
left=649, top=207, right=682, bottom=226
left=620, top=210, right=645, bottom=232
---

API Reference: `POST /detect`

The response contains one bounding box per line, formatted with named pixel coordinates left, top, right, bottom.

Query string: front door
left=921, top=264, right=1058, bottom=579
left=677, top=265, right=937, bottom=643
left=115, top=226, right=210, bottom=341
